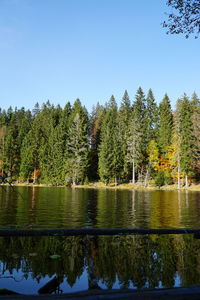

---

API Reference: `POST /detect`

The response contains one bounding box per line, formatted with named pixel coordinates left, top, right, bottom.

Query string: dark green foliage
left=99, top=96, right=122, bottom=184
left=88, top=103, right=104, bottom=180
left=64, top=99, right=89, bottom=185
left=155, top=170, right=165, bottom=187
left=158, top=94, right=173, bottom=154
left=146, top=89, right=158, bottom=141
left=176, top=94, right=195, bottom=175
left=191, top=92, right=200, bottom=178
left=118, top=90, right=131, bottom=179
left=0, top=88, right=200, bottom=185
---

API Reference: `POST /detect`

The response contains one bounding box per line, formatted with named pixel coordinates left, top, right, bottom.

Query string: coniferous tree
left=191, top=92, right=200, bottom=179
left=89, top=103, right=104, bottom=181
left=176, top=95, right=195, bottom=187
left=132, top=87, right=148, bottom=182
left=20, top=132, right=35, bottom=181
left=40, top=105, right=65, bottom=184
left=118, top=90, right=131, bottom=180
left=4, top=110, right=23, bottom=177
left=0, top=110, right=8, bottom=176
left=1, top=89, right=200, bottom=186
left=65, top=99, right=89, bottom=185
left=99, top=96, right=122, bottom=184
left=146, top=89, right=158, bottom=141
left=126, top=110, right=143, bottom=184
left=20, top=105, right=46, bottom=182
left=158, top=94, right=173, bottom=154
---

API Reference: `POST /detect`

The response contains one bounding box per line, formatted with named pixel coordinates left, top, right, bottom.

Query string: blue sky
left=0, top=0, right=199, bottom=112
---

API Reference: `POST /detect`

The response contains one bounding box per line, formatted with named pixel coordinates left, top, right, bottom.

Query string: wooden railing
left=0, top=228, right=199, bottom=236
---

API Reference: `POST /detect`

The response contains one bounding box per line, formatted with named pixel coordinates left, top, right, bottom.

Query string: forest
left=0, top=87, right=199, bottom=188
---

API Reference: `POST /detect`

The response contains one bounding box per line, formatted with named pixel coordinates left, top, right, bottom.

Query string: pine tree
left=4, top=112, right=20, bottom=177
left=126, top=110, right=143, bottom=184
left=158, top=94, right=173, bottom=154
left=118, top=90, right=131, bottom=180
left=191, top=92, right=200, bottom=179
left=89, top=103, right=104, bottom=180
left=65, top=99, right=89, bottom=185
left=176, top=94, right=195, bottom=187
left=0, top=111, right=7, bottom=176
left=130, top=87, right=147, bottom=183
left=20, top=132, right=35, bottom=181
left=146, top=89, right=158, bottom=141
left=20, top=105, right=47, bottom=182
left=99, top=96, right=122, bottom=184
left=39, top=105, right=66, bottom=184
left=45, top=123, right=65, bottom=185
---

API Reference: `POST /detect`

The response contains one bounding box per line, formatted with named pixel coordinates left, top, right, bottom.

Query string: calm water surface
left=0, top=186, right=200, bottom=228
left=0, top=186, right=200, bottom=295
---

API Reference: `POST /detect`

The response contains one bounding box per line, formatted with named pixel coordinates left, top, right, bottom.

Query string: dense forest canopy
left=0, top=88, right=200, bottom=187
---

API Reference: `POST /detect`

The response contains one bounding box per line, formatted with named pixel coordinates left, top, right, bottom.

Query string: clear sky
left=0, top=0, right=199, bottom=112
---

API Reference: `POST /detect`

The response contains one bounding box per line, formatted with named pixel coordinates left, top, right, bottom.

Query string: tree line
left=0, top=87, right=199, bottom=187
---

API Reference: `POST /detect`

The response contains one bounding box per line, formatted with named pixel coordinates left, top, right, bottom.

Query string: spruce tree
left=176, top=94, right=195, bottom=187
left=89, top=103, right=104, bottom=180
left=65, top=99, right=89, bottom=185
left=99, top=96, right=122, bottom=184
left=158, top=94, right=173, bottom=154
left=118, top=90, right=131, bottom=180
left=126, top=109, right=143, bottom=184
left=20, top=132, right=35, bottom=181
left=191, top=92, right=200, bottom=179
left=40, top=105, right=66, bottom=184
left=146, top=89, right=158, bottom=141
left=131, top=87, right=148, bottom=182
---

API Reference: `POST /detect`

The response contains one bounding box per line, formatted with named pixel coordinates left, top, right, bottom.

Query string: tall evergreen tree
left=131, top=87, right=148, bottom=182
left=176, top=94, right=195, bottom=187
left=118, top=90, right=131, bottom=180
left=158, top=94, right=173, bottom=154
left=191, top=92, right=200, bottom=179
left=89, top=103, right=104, bottom=180
left=99, top=96, right=122, bottom=184
left=126, top=110, right=143, bottom=184
left=146, top=89, right=158, bottom=141
left=65, top=99, right=89, bottom=185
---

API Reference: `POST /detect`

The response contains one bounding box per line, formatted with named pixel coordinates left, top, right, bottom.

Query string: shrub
left=155, top=171, right=165, bottom=187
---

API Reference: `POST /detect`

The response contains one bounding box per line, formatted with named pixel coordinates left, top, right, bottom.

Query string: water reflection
left=0, top=187, right=200, bottom=228
left=0, top=234, right=200, bottom=295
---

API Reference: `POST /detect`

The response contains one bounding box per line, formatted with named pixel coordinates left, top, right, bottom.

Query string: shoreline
left=3, top=182, right=200, bottom=191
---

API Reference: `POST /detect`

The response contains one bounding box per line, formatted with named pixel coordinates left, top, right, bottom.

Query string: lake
left=0, top=186, right=200, bottom=295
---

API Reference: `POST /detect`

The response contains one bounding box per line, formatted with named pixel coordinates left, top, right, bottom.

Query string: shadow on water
left=0, top=234, right=200, bottom=295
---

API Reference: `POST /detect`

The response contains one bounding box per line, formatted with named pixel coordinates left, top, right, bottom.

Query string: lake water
left=0, top=186, right=200, bottom=295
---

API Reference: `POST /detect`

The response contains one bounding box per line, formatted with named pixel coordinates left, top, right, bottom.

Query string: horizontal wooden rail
left=0, top=228, right=199, bottom=237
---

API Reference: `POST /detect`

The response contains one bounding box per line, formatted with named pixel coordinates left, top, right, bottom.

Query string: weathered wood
left=0, top=228, right=199, bottom=237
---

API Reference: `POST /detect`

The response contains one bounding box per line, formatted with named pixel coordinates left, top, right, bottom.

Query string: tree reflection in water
left=0, top=234, right=200, bottom=295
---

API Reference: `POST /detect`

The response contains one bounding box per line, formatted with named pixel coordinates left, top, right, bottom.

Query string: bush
left=84, top=176, right=89, bottom=185
left=164, top=172, right=173, bottom=185
left=155, top=171, right=165, bottom=187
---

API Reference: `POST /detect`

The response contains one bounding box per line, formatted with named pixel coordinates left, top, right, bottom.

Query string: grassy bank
left=73, top=182, right=200, bottom=191
left=4, top=181, right=200, bottom=191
